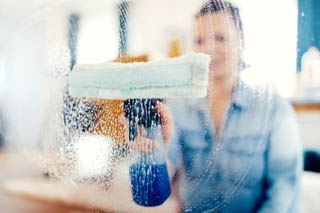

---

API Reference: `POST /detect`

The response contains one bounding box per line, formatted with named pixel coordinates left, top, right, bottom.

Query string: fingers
left=156, top=101, right=171, bottom=126
left=130, top=126, right=159, bottom=153
left=120, top=116, right=159, bottom=153
left=130, top=138, right=159, bottom=154
left=120, top=100, right=174, bottom=153
left=156, top=102, right=174, bottom=146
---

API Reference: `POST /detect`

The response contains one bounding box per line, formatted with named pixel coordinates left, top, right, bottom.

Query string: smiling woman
left=165, top=0, right=302, bottom=212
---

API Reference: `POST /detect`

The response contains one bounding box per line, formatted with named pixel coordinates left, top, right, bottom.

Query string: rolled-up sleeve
left=258, top=98, right=303, bottom=213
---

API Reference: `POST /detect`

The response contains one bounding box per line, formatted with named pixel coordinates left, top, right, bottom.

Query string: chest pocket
left=226, top=135, right=268, bottom=155
left=225, top=135, right=268, bottom=188
left=181, top=130, right=212, bottom=179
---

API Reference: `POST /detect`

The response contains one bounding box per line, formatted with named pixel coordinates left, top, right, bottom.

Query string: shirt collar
left=231, top=80, right=250, bottom=110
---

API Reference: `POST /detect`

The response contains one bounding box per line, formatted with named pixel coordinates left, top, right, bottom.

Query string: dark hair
left=196, top=0, right=243, bottom=38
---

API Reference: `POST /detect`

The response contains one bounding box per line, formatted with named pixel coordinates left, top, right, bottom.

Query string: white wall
left=240, top=0, right=298, bottom=97
left=1, top=18, right=48, bottom=149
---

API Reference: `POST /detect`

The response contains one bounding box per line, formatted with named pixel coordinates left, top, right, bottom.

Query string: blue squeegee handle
left=123, top=99, right=163, bottom=141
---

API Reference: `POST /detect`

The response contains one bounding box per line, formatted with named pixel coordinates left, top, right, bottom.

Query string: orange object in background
left=91, top=55, right=149, bottom=146
left=168, top=40, right=183, bottom=58
left=92, top=99, right=126, bottom=145
left=114, top=54, right=149, bottom=63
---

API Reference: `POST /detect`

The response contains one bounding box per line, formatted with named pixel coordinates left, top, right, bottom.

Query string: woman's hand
left=120, top=101, right=174, bottom=153
left=156, top=101, right=174, bottom=150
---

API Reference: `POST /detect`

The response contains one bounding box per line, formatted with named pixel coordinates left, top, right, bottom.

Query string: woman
left=164, top=0, right=302, bottom=212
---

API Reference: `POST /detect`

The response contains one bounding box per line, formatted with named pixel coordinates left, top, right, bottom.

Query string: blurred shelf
left=290, top=87, right=320, bottom=112
left=292, top=102, right=320, bottom=112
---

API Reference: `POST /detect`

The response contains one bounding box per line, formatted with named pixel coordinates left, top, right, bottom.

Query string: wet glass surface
left=0, top=0, right=306, bottom=212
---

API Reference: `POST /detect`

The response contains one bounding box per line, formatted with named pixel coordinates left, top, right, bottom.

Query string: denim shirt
left=168, top=81, right=302, bottom=213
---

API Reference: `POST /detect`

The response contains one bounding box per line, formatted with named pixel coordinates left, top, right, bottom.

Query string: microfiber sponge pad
left=68, top=53, right=210, bottom=99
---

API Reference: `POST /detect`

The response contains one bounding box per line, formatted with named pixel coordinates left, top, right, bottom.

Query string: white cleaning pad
left=69, top=53, right=210, bottom=99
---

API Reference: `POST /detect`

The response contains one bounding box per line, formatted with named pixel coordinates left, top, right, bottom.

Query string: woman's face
left=193, top=12, right=242, bottom=82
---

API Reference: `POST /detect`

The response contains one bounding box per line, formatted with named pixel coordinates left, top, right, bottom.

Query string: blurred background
left=0, top=0, right=320, bottom=212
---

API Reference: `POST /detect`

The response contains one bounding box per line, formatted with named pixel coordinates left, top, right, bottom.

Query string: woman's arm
left=258, top=98, right=303, bottom=213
